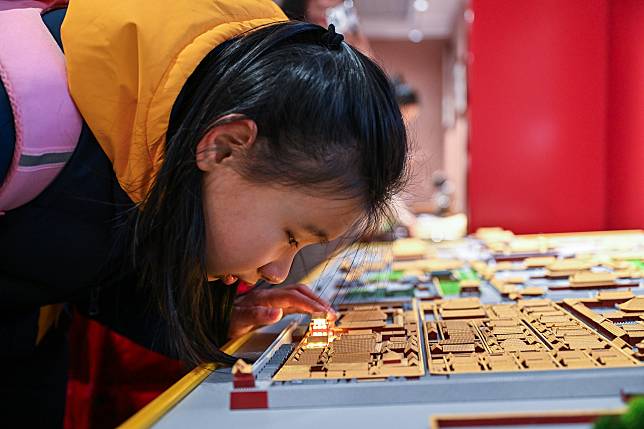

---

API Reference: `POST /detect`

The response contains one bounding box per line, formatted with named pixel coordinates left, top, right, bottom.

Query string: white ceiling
left=354, top=0, right=465, bottom=40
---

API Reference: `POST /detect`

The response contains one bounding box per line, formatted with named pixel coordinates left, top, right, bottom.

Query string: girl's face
left=202, top=168, right=359, bottom=285
left=196, top=118, right=362, bottom=285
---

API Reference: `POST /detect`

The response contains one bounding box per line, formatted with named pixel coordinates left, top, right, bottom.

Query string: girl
left=0, top=0, right=408, bottom=424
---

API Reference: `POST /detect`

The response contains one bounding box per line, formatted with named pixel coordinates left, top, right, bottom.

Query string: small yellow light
left=303, top=312, right=336, bottom=349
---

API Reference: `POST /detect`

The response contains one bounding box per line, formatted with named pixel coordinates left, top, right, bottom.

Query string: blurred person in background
left=281, top=0, right=373, bottom=56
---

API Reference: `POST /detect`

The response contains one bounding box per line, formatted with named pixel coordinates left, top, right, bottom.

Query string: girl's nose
left=259, top=252, right=296, bottom=284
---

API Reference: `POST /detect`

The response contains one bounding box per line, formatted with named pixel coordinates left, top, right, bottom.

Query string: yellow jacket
left=62, top=0, right=287, bottom=203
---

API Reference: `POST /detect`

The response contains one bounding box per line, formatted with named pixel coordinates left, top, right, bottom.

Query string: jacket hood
left=62, top=0, right=286, bottom=202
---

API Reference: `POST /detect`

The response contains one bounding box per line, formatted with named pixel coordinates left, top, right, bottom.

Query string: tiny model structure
left=475, top=255, right=642, bottom=300
left=560, top=291, right=644, bottom=361
left=303, top=312, right=334, bottom=348
left=232, top=359, right=255, bottom=388
left=273, top=303, right=425, bottom=381
left=423, top=297, right=641, bottom=374
left=230, top=359, right=268, bottom=410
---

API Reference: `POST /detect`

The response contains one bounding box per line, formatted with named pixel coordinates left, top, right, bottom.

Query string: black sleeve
left=0, top=306, right=39, bottom=359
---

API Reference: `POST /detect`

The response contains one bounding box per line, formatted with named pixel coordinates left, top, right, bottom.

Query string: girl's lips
left=236, top=279, right=256, bottom=294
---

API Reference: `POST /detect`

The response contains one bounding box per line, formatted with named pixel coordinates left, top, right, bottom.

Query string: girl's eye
left=287, top=231, right=299, bottom=248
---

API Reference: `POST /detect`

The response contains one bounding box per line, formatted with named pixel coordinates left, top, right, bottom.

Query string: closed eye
left=286, top=230, right=299, bottom=248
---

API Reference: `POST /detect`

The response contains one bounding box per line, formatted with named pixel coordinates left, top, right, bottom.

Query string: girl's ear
left=195, top=116, right=258, bottom=172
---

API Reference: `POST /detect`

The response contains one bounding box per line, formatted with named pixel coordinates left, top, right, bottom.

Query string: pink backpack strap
left=0, top=7, right=82, bottom=213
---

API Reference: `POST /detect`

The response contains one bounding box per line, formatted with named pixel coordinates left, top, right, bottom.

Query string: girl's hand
left=228, top=284, right=337, bottom=339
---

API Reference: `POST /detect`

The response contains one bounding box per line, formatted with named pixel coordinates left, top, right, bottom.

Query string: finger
left=280, top=306, right=338, bottom=321
left=229, top=306, right=283, bottom=338
left=281, top=288, right=332, bottom=315
left=235, top=305, right=283, bottom=325
left=281, top=285, right=338, bottom=320
left=283, top=284, right=325, bottom=304
left=260, top=289, right=329, bottom=315
left=234, top=288, right=336, bottom=319
left=283, top=284, right=334, bottom=311
left=293, top=285, right=338, bottom=320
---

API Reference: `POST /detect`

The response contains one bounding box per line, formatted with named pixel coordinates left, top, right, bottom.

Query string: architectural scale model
left=560, top=291, right=644, bottom=361
left=266, top=229, right=643, bottom=391
left=422, top=298, right=641, bottom=374
left=272, top=302, right=425, bottom=381
left=144, top=229, right=644, bottom=429
left=477, top=254, right=642, bottom=300
left=332, top=229, right=644, bottom=302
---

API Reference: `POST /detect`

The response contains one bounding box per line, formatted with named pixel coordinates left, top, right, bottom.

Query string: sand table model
left=561, top=291, right=644, bottom=361
left=422, top=298, right=642, bottom=374
left=273, top=302, right=425, bottom=381
left=147, top=229, right=644, bottom=425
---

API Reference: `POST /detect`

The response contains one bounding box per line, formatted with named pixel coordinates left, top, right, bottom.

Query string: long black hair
left=133, top=21, right=409, bottom=365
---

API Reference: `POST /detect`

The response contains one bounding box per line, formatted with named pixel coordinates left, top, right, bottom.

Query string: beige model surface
left=560, top=292, right=644, bottom=362
left=273, top=301, right=425, bottom=381
left=422, top=298, right=641, bottom=374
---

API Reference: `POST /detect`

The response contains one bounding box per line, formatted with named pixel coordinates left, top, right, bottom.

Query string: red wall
left=606, top=0, right=644, bottom=230
left=468, top=0, right=609, bottom=233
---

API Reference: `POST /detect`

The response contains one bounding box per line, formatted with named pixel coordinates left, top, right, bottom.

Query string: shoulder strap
left=0, top=7, right=81, bottom=213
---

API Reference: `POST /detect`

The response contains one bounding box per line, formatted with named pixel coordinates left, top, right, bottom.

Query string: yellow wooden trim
left=118, top=331, right=254, bottom=429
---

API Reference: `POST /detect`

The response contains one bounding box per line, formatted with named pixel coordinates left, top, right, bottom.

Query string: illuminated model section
left=272, top=303, right=425, bottom=381
left=304, top=312, right=334, bottom=348
left=422, top=298, right=642, bottom=374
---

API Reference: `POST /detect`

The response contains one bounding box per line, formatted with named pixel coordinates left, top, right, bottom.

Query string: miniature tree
left=594, top=397, right=644, bottom=429
left=622, top=397, right=644, bottom=429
